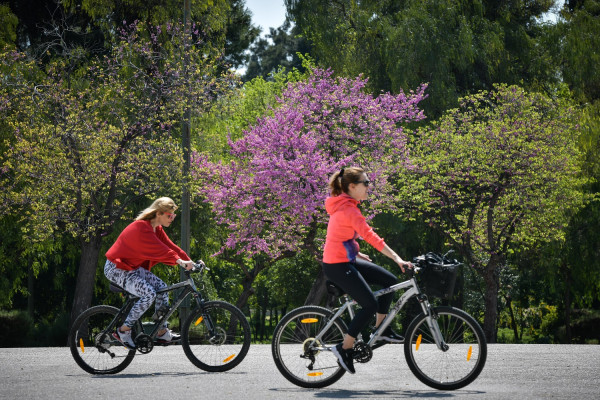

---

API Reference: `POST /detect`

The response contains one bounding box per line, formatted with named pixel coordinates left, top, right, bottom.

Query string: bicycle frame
left=314, top=272, right=448, bottom=352
left=106, top=268, right=213, bottom=341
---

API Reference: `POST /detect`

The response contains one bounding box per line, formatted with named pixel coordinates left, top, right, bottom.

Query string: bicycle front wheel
left=271, top=306, right=348, bottom=388
left=181, top=301, right=251, bottom=372
left=68, top=305, right=135, bottom=374
left=404, top=306, right=487, bottom=390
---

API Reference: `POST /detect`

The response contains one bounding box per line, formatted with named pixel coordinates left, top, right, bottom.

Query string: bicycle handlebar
left=407, top=252, right=463, bottom=278
left=181, top=260, right=209, bottom=275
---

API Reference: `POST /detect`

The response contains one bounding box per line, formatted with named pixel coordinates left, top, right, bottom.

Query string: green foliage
left=0, top=5, right=18, bottom=47
left=0, top=310, right=34, bottom=347
left=403, top=84, right=587, bottom=264
left=193, top=64, right=309, bottom=160
left=244, top=20, right=310, bottom=81
left=286, top=0, right=558, bottom=118
left=558, top=1, right=600, bottom=102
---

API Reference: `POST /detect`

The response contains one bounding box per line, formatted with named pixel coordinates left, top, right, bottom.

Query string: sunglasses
left=164, top=212, right=176, bottom=221
left=356, top=180, right=370, bottom=187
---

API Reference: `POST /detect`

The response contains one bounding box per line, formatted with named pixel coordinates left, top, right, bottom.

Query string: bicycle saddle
left=326, top=280, right=346, bottom=297
left=109, top=282, right=127, bottom=293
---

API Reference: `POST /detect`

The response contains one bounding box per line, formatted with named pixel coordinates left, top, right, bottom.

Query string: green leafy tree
left=0, top=22, right=236, bottom=324
left=0, top=4, right=18, bottom=47
left=286, top=0, right=557, bottom=118
left=243, top=20, right=310, bottom=81
left=399, top=84, right=587, bottom=342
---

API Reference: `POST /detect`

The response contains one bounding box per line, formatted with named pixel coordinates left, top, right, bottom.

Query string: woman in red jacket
left=323, top=167, right=412, bottom=374
left=104, top=197, right=194, bottom=349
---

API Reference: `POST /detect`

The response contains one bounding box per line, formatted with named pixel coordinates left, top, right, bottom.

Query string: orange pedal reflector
left=194, top=316, right=204, bottom=326
left=223, top=354, right=235, bottom=363
left=307, top=372, right=323, bottom=377
left=301, top=318, right=318, bottom=323
left=467, top=345, right=473, bottom=361
left=416, top=334, right=422, bottom=351
left=79, top=338, right=85, bottom=353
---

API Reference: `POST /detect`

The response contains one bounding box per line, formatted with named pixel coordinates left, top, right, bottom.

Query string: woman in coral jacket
left=104, top=197, right=195, bottom=349
left=323, top=167, right=413, bottom=374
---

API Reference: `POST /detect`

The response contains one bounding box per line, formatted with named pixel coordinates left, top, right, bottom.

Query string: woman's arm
left=380, top=244, right=412, bottom=272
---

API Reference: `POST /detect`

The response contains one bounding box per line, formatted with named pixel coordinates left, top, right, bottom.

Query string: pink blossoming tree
left=193, top=68, right=426, bottom=307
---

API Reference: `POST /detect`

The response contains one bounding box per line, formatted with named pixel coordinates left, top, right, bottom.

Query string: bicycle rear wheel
left=181, top=301, right=251, bottom=372
left=271, top=306, right=347, bottom=388
left=68, top=305, right=135, bottom=374
left=404, top=306, right=487, bottom=390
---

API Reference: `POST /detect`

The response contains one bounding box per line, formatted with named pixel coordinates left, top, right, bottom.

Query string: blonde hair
left=136, top=197, right=178, bottom=221
left=328, top=167, right=365, bottom=196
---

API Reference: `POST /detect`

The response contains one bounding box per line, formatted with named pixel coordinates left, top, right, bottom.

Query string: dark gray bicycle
left=69, top=261, right=250, bottom=374
left=271, top=252, right=487, bottom=390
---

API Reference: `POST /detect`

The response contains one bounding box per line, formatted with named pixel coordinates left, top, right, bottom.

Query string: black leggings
left=322, top=259, right=398, bottom=338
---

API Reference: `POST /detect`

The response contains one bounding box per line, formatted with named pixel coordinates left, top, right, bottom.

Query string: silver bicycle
left=271, top=252, right=487, bottom=390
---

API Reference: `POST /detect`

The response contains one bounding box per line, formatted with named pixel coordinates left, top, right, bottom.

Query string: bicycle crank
left=353, top=341, right=373, bottom=363
left=135, top=333, right=154, bottom=354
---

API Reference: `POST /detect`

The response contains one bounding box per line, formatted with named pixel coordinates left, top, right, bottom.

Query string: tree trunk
left=304, top=265, right=328, bottom=306
left=70, top=234, right=103, bottom=328
left=27, top=261, right=34, bottom=318
left=234, top=261, right=266, bottom=311
left=506, top=295, right=519, bottom=343
left=564, top=265, right=572, bottom=344
left=482, top=260, right=500, bottom=343
left=235, top=275, right=256, bottom=311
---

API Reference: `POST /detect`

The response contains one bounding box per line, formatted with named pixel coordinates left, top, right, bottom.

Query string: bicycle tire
left=181, top=300, right=251, bottom=372
left=404, top=306, right=487, bottom=390
left=68, top=305, right=136, bottom=374
left=271, top=305, right=348, bottom=388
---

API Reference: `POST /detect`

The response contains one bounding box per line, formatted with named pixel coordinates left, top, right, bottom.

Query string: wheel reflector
left=301, top=318, right=318, bottom=323
left=223, top=354, right=235, bottom=363
left=467, top=345, right=472, bottom=361
left=416, top=334, right=422, bottom=350
left=194, top=316, right=204, bottom=326
left=79, top=338, right=85, bottom=353
left=307, top=372, right=323, bottom=377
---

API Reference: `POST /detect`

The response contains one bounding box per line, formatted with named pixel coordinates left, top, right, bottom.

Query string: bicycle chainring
left=352, top=341, right=373, bottom=363
left=135, top=333, right=154, bottom=354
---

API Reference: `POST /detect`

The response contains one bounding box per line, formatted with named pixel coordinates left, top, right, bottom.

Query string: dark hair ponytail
left=328, top=167, right=364, bottom=196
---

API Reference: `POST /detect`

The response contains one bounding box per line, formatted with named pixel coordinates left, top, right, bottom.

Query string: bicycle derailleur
left=352, top=341, right=373, bottom=363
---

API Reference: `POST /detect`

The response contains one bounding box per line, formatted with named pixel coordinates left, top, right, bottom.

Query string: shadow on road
left=268, top=388, right=486, bottom=399
left=65, top=371, right=247, bottom=379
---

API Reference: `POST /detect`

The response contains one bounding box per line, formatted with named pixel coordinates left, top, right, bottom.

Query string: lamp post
left=180, top=0, right=192, bottom=323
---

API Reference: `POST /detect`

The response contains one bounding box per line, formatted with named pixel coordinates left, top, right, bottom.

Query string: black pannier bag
left=414, top=252, right=460, bottom=300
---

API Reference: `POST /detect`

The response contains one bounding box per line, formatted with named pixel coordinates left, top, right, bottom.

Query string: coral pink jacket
left=323, top=193, right=385, bottom=263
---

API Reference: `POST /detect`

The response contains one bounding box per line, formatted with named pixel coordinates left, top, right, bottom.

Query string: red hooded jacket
left=106, top=220, right=190, bottom=271
left=323, top=193, right=386, bottom=263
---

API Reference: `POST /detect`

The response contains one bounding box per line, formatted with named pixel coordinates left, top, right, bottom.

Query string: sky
left=244, top=0, right=287, bottom=36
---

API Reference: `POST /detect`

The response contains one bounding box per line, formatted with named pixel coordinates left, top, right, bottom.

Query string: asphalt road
left=1, top=344, right=598, bottom=399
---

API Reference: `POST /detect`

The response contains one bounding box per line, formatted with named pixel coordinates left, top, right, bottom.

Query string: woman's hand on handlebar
left=394, top=257, right=413, bottom=273
left=176, top=259, right=195, bottom=271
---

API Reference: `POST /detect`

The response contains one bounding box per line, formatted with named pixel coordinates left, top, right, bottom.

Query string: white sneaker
left=113, top=328, right=135, bottom=349
left=157, top=328, right=181, bottom=342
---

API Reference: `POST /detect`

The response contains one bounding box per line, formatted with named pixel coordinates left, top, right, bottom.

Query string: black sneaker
left=371, top=326, right=404, bottom=344
left=331, top=343, right=355, bottom=374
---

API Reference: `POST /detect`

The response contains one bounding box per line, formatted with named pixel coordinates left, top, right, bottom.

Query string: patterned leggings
left=104, top=260, right=169, bottom=328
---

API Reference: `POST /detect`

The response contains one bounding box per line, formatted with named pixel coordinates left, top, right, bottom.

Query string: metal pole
left=180, top=0, right=192, bottom=324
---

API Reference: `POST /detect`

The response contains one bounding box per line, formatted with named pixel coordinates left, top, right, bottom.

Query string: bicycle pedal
left=371, top=342, right=385, bottom=350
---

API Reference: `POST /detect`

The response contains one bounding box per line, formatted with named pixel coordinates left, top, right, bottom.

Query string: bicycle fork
left=422, top=304, right=449, bottom=352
